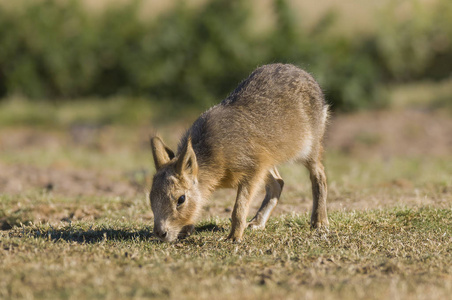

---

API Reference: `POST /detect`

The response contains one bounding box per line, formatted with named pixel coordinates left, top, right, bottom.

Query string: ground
left=0, top=102, right=451, bottom=299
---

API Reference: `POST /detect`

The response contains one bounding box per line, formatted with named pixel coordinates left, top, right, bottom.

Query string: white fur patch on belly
left=322, top=106, right=329, bottom=124
left=297, top=134, right=313, bottom=161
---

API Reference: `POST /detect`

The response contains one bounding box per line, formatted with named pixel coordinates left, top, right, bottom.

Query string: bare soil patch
left=326, top=109, right=452, bottom=157
left=0, top=163, right=137, bottom=197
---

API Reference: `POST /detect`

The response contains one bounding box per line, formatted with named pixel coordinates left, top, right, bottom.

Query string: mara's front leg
left=227, top=174, right=264, bottom=242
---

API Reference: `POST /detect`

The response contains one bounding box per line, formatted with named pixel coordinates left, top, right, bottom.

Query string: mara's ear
left=176, top=137, right=198, bottom=177
left=150, top=136, right=175, bottom=170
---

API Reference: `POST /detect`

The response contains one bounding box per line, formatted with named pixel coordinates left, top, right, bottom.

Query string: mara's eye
left=177, top=195, right=186, bottom=206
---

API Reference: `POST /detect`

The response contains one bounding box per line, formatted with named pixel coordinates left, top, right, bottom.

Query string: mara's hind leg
left=248, top=167, right=284, bottom=230
left=306, top=150, right=329, bottom=228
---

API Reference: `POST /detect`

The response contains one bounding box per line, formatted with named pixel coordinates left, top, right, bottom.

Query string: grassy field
left=0, top=98, right=451, bottom=299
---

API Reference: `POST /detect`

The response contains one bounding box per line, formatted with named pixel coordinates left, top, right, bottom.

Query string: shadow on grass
left=30, top=227, right=156, bottom=244
left=195, top=223, right=226, bottom=233
left=26, top=222, right=226, bottom=244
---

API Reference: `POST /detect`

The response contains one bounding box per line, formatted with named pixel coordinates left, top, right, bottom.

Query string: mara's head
left=149, top=136, right=201, bottom=242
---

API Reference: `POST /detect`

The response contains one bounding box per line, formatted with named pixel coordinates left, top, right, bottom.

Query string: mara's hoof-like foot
left=178, top=224, right=195, bottom=239
left=310, top=218, right=329, bottom=229
left=248, top=219, right=266, bottom=230
left=226, top=232, right=243, bottom=243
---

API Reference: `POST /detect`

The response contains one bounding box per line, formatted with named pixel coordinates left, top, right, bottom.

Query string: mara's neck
left=196, top=162, right=221, bottom=201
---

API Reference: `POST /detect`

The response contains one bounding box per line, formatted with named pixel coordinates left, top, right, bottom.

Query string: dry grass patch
left=1, top=207, right=451, bottom=299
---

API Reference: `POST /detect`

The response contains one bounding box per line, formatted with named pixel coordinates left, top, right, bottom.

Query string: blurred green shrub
left=0, top=0, right=146, bottom=98
left=0, top=0, right=450, bottom=111
left=377, top=0, right=452, bottom=82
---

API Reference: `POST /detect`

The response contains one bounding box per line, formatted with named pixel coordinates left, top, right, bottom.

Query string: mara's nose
left=155, top=229, right=168, bottom=239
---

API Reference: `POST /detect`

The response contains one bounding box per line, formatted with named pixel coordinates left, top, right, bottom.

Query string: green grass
left=1, top=207, right=451, bottom=299
left=389, top=78, right=452, bottom=113
left=0, top=97, right=203, bottom=128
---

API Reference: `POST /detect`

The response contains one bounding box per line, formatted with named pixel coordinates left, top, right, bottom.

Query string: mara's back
left=180, top=64, right=328, bottom=177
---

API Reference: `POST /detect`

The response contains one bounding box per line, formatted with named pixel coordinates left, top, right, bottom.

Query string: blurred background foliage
left=0, top=0, right=451, bottom=111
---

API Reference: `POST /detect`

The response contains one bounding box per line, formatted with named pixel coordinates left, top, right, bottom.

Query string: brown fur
left=150, top=63, right=329, bottom=242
